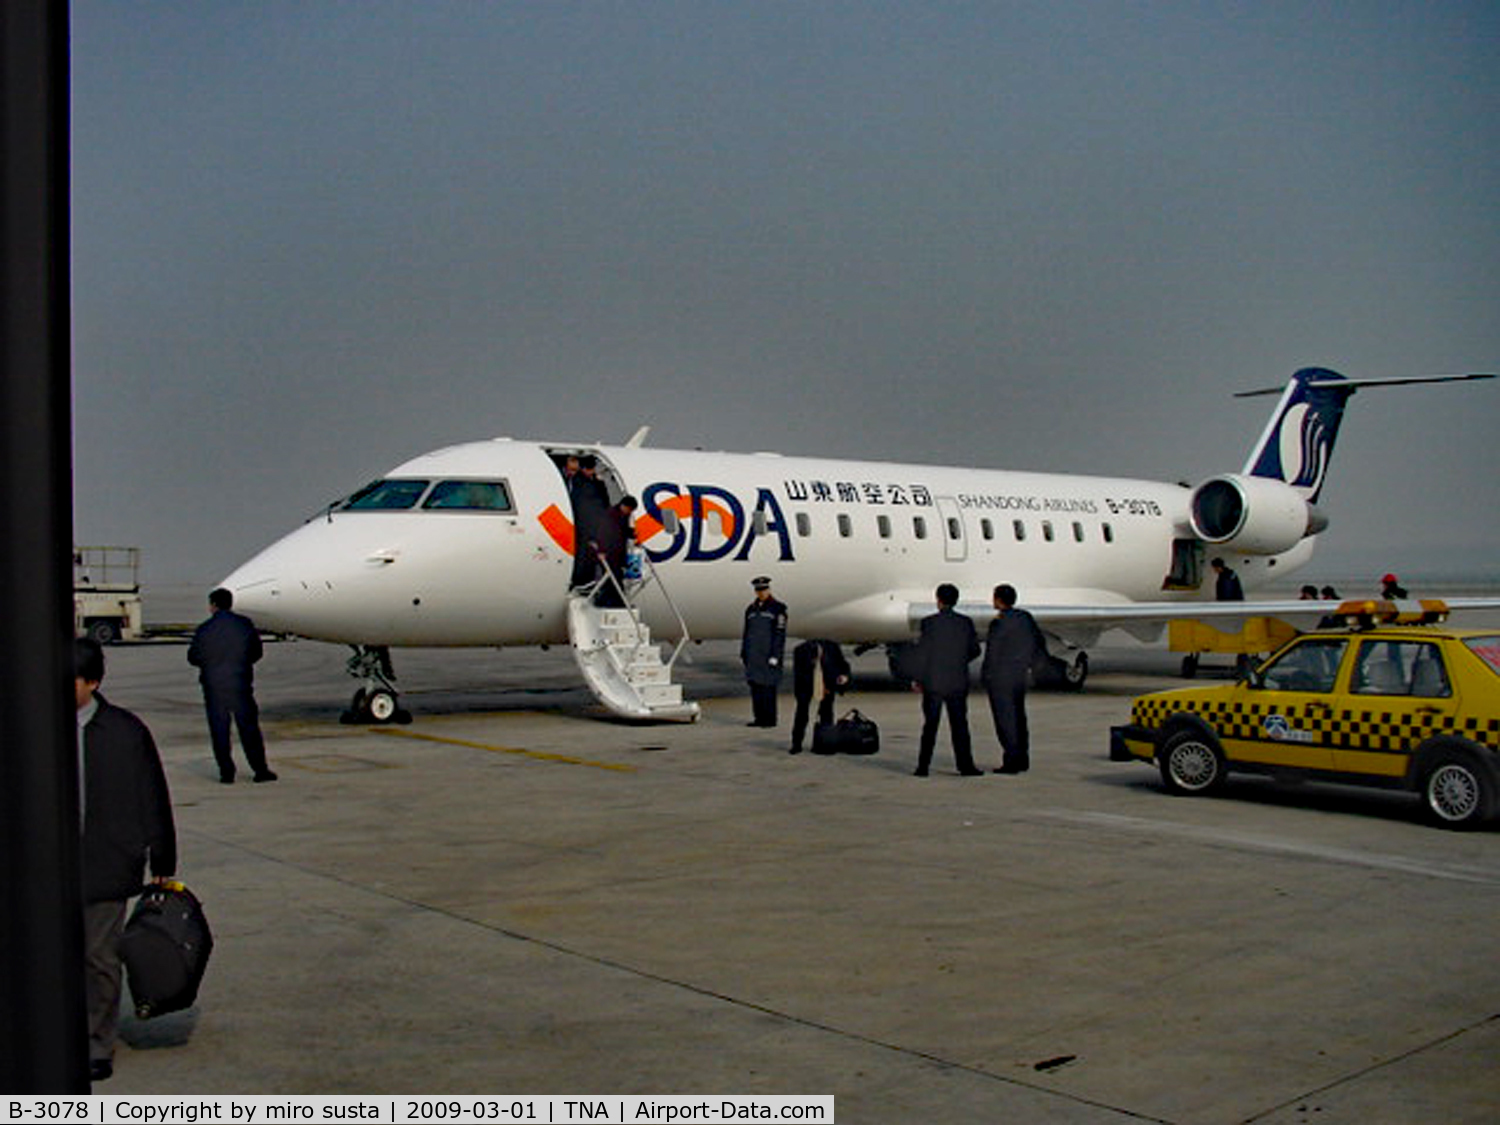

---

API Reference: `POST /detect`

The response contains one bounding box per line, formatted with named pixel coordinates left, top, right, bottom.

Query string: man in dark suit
left=982, top=583, right=1048, bottom=774
left=188, top=587, right=276, bottom=783
left=569, top=455, right=612, bottom=590
left=913, top=583, right=983, bottom=777
left=789, top=638, right=851, bottom=754
left=76, top=638, right=177, bottom=1082
left=592, top=494, right=637, bottom=607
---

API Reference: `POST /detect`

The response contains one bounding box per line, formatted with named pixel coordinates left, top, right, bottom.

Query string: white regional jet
left=222, top=368, right=1493, bottom=723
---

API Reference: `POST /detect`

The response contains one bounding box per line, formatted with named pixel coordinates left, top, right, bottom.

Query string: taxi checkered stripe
left=1131, top=697, right=1500, bottom=753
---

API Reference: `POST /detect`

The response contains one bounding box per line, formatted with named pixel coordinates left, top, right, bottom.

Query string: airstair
left=566, top=556, right=700, bottom=722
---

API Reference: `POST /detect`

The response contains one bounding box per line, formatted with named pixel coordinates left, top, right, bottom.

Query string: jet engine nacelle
left=1189, top=474, right=1327, bottom=555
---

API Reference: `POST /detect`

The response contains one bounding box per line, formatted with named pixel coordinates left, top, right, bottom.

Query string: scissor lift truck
left=74, top=546, right=144, bottom=644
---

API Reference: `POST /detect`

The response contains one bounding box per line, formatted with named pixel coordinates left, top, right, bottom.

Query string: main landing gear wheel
left=1039, top=652, right=1088, bottom=691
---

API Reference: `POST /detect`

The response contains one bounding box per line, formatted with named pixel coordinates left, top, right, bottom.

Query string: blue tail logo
left=1244, top=368, right=1354, bottom=502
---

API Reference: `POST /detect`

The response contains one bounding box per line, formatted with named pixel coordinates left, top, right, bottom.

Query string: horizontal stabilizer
left=1234, top=372, right=1495, bottom=398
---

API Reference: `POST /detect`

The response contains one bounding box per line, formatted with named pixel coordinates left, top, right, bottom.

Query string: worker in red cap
left=1380, top=573, right=1409, bottom=599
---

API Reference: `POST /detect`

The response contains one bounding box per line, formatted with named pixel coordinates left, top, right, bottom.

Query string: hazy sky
left=69, top=1, right=1499, bottom=588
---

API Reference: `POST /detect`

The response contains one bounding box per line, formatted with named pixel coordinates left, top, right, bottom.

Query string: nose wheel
left=341, top=645, right=412, bottom=724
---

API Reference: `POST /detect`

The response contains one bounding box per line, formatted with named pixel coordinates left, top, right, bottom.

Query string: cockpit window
left=341, top=479, right=429, bottom=510
left=422, top=480, right=513, bottom=512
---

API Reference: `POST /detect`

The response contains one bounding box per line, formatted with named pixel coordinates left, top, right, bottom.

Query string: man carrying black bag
left=789, top=639, right=850, bottom=754
left=75, top=638, right=177, bottom=1083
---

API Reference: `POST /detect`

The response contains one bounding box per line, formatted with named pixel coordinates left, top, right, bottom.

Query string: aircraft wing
left=935, top=594, right=1500, bottom=650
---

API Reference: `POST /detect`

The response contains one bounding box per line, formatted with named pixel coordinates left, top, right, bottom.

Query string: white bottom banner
left=5, top=1096, right=835, bottom=1124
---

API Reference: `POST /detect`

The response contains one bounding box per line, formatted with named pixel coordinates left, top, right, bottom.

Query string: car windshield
left=1464, top=636, right=1500, bottom=676
left=340, top=479, right=429, bottom=510
left=1259, top=637, right=1347, bottom=693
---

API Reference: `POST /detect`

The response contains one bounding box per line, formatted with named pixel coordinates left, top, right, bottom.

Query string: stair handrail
left=581, top=561, right=648, bottom=656
left=583, top=548, right=692, bottom=678
left=632, top=549, right=693, bottom=674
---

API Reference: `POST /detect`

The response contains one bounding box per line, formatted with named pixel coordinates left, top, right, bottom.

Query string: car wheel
left=1159, top=728, right=1227, bottom=796
left=1421, top=748, right=1496, bottom=829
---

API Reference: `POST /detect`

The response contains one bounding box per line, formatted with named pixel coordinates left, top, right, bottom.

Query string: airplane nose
left=227, top=577, right=279, bottom=620
left=219, top=551, right=288, bottom=630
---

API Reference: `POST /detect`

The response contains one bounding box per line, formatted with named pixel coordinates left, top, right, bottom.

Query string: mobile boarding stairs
left=566, top=553, right=700, bottom=722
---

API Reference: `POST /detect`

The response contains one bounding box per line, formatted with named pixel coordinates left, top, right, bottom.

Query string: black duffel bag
left=120, top=881, right=214, bottom=1019
left=812, top=709, right=880, bottom=755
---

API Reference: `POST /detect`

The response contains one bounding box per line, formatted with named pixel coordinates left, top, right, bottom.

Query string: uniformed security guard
left=741, top=576, right=788, bottom=727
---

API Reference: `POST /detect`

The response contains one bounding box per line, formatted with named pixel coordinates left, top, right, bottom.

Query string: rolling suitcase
left=119, top=880, right=214, bottom=1019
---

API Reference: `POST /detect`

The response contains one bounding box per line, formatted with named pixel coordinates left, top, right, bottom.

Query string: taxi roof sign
left=1332, top=598, right=1449, bottom=626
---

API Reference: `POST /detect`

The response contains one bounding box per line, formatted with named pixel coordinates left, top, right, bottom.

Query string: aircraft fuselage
left=222, top=438, right=1296, bottom=649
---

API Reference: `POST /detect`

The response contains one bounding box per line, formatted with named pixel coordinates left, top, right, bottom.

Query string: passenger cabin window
left=1072, top=521, right=1084, bottom=542
left=1012, top=520, right=1026, bottom=542
left=1102, top=523, right=1115, bottom=543
left=838, top=514, right=853, bottom=538
left=913, top=516, right=928, bottom=540
left=981, top=519, right=994, bottom=541
left=878, top=515, right=892, bottom=539
left=423, top=480, right=513, bottom=512
left=342, top=479, right=429, bottom=511
left=795, top=513, right=812, bottom=538
left=1042, top=520, right=1054, bottom=542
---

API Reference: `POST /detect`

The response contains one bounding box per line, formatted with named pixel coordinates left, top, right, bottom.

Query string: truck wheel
left=86, top=619, right=120, bottom=645
left=1159, top=728, right=1227, bottom=795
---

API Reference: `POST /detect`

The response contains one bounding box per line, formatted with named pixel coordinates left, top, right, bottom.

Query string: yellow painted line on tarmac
left=373, top=727, right=637, bottom=772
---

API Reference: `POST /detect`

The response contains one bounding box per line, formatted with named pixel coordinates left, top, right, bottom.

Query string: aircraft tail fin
left=1236, top=368, right=1494, bottom=502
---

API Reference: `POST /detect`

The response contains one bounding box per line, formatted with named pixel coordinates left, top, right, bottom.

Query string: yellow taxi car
left=1110, top=601, right=1500, bottom=828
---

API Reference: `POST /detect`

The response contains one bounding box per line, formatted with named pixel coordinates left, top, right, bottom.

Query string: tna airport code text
left=5, top=1097, right=835, bottom=1123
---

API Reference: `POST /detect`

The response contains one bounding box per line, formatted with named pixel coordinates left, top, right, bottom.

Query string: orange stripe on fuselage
left=538, top=504, right=575, bottom=554
left=633, top=494, right=737, bottom=545
left=538, top=492, right=738, bottom=553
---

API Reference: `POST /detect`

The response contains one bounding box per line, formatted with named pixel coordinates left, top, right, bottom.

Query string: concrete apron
left=94, top=639, right=1500, bottom=1124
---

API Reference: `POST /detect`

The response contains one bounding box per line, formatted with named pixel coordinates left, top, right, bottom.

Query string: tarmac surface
left=89, top=612, right=1500, bottom=1123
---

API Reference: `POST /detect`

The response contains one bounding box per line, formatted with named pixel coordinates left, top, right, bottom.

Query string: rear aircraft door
left=935, top=496, right=967, bottom=563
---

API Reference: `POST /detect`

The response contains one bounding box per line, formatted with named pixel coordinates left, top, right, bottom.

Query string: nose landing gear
left=341, top=645, right=412, bottom=724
